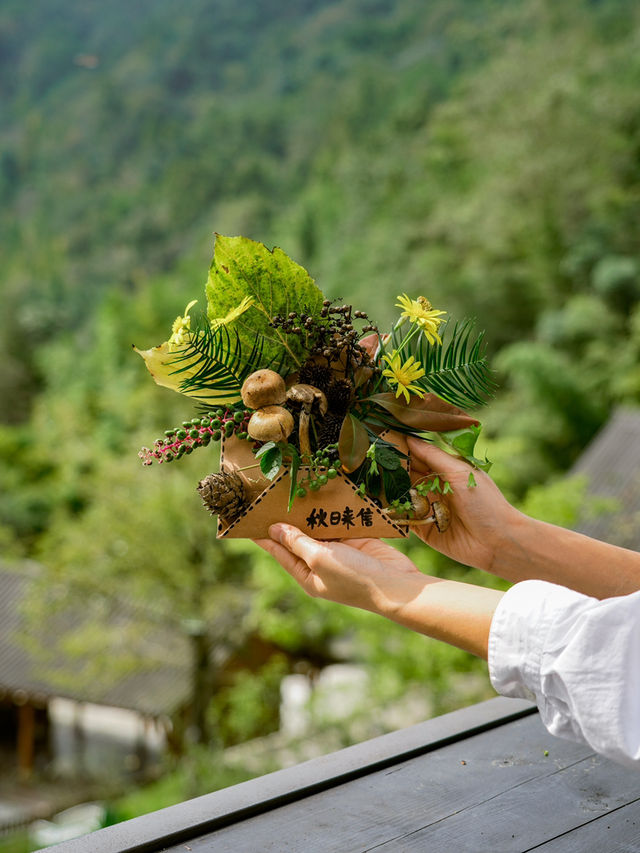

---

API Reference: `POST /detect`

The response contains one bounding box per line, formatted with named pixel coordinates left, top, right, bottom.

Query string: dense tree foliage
left=1, top=0, right=639, bottom=803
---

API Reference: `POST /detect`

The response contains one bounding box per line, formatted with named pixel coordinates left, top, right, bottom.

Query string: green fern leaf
left=168, top=314, right=279, bottom=405
left=392, top=320, right=496, bottom=409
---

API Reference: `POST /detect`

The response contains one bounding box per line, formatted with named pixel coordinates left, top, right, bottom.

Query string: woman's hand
left=407, top=437, right=519, bottom=574
left=255, top=524, right=431, bottom=618
left=408, top=436, right=640, bottom=597
left=255, top=523, right=502, bottom=658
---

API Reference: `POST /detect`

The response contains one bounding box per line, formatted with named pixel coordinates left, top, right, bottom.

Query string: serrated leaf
left=374, top=444, right=402, bottom=470
left=426, top=425, right=492, bottom=472
left=205, top=234, right=325, bottom=372
left=338, top=413, right=370, bottom=473
left=260, top=446, right=282, bottom=480
left=382, top=467, right=412, bottom=504
left=365, top=468, right=382, bottom=499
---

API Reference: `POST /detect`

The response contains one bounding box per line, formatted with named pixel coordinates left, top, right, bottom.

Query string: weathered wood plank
left=371, top=753, right=640, bottom=852
left=537, top=798, right=640, bottom=852
left=168, top=714, right=600, bottom=853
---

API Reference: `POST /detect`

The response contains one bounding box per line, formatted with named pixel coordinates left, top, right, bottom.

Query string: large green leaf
left=206, top=234, right=325, bottom=372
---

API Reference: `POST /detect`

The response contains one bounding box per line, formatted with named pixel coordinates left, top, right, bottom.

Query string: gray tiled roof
left=0, top=563, right=190, bottom=717
left=571, top=407, right=640, bottom=552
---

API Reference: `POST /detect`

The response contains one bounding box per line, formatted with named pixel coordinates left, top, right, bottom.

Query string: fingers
left=255, top=537, right=315, bottom=590
left=406, top=436, right=471, bottom=475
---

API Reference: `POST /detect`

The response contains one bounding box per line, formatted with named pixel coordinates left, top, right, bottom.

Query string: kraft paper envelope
left=216, top=433, right=410, bottom=540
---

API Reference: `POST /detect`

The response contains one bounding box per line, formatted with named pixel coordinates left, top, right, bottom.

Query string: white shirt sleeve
left=488, top=579, right=640, bottom=768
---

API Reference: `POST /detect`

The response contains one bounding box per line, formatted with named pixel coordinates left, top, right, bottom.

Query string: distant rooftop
left=571, top=407, right=640, bottom=552
left=0, top=563, right=190, bottom=717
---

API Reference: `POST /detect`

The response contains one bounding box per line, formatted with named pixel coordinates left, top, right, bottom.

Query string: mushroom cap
left=247, top=405, right=294, bottom=443
left=241, top=369, right=287, bottom=409
left=431, top=500, right=451, bottom=532
left=408, top=488, right=430, bottom=520
left=286, top=383, right=328, bottom=416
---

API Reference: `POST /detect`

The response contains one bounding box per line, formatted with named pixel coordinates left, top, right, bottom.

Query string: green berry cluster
left=139, top=408, right=252, bottom=465
left=294, top=443, right=341, bottom=498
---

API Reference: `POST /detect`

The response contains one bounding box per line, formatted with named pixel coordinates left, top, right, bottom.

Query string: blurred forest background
left=1, top=0, right=640, bottom=840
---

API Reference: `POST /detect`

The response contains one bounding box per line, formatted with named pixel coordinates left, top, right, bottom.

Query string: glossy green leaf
left=259, top=445, right=283, bottom=480
left=370, top=392, right=479, bottom=433
left=338, top=413, right=370, bottom=473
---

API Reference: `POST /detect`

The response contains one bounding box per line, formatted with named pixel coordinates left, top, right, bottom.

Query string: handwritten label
left=305, top=506, right=374, bottom=530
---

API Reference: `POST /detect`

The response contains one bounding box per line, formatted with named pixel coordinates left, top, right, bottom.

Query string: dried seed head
left=197, top=471, right=247, bottom=521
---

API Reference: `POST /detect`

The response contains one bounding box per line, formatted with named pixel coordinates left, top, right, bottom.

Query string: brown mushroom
left=382, top=490, right=451, bottom=533
left=286, top=383, right=328, bottom=457
left=247, top=405, right=294, bottom=443
left=241, top=369, right=287, bottom=410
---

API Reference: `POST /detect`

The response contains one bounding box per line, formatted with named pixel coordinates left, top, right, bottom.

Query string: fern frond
left=168, top=313, right=279, bottom=405
left=392, top=319, right=496, bottom=409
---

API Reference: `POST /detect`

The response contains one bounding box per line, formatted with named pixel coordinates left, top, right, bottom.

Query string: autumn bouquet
left=135, top=235, right=493, bottom=539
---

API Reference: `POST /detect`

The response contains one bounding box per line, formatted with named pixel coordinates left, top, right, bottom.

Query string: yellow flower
left=382, top=351, right=426, bottom=403
left=210, top=295, right=254, bottom=329
left=395, top=294, right=447, bottom=344
left=133, top=296, right=254, bottom=405
left=168, top=299, right=198, bottom=350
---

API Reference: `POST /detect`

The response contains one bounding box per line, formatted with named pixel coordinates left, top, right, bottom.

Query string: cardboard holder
left=216, top=432, right=410, bottom=540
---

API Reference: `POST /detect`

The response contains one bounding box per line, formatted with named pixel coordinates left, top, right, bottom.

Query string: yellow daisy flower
left=382, top=351, right=426, bottom=403
left=396, top=293, right=447, bottom=344
left=168, top=299, right=198, bottom=350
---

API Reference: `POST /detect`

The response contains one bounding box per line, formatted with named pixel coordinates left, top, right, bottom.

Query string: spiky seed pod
left=298, top=362, right=333, bottom=391
left=197, top=471, right=247, bottom=522
left=316, top=412, right=344, bottom=449
left=326, top=378, right=353, bottom=415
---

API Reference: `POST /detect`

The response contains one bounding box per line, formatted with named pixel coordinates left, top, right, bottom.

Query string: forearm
left=380, top=574, right=503, bottom=660
left=493, top=511, right=640, bottom=598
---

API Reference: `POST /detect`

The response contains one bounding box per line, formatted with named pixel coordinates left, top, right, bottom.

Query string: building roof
left=0, top=563, right=190, bottom=717
left=571, top=407, right=640, bottom=551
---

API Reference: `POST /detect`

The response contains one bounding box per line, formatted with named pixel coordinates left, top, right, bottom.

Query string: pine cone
left=316, top=412, right=344, bottom=448
left=298, top=361, right=333, bottom=392
left=197, top=471, right=247, bottom=522
left=326, top=378, right=353, bottom=415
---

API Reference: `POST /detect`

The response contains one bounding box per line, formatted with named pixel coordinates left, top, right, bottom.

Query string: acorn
left=197, top=471, right=247, bottom=521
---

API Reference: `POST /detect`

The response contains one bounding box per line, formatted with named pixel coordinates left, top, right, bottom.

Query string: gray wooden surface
left=165, top=713, right=640, bottom=853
